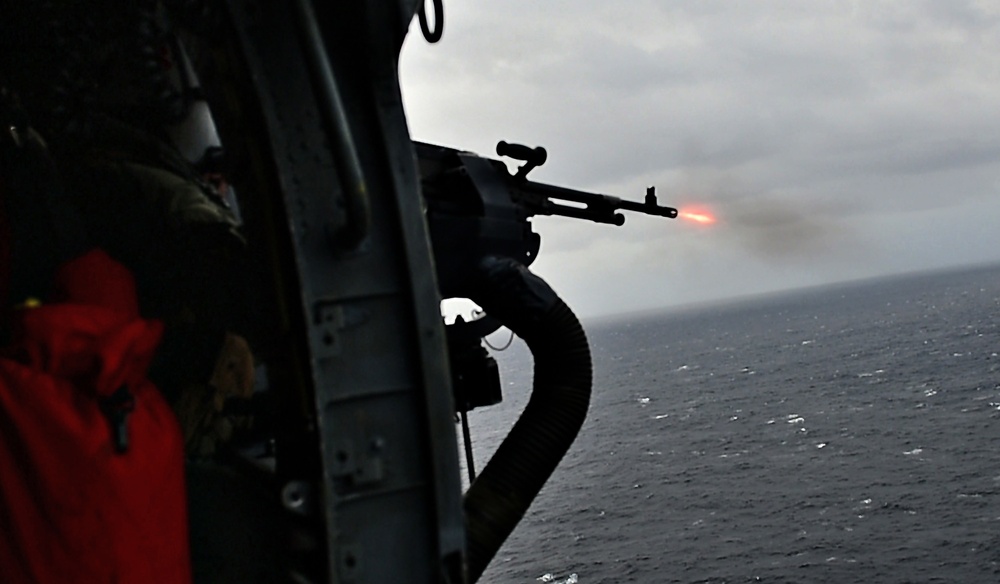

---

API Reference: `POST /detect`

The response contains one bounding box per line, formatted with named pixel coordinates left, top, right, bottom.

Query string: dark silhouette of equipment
left=417, top=141, right=677, bottom=581
left=418, top=141, right=677, bottom=300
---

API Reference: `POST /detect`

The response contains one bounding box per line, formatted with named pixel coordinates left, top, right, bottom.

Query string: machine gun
left=416, top=140, right=677, bottom=299
left=417, top=140, right=682, bottom=582
left=417, top=141, right=678, bottom=512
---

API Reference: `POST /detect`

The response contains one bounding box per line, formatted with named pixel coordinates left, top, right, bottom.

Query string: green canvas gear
left=50, top=115, right=251, bottom=403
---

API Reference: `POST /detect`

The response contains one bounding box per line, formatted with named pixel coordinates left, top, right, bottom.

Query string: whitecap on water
left=537, top=573, right=578, bottom=584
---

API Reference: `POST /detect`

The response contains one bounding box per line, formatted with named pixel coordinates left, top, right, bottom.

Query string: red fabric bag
left=0, top=249, right=191, bottom=583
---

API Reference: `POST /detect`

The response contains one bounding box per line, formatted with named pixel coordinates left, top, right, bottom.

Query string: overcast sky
left=399, top=1, right=1000, bottom=319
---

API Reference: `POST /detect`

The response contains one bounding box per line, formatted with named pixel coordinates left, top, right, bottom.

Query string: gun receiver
left=416, top=140, right=677, bottom=298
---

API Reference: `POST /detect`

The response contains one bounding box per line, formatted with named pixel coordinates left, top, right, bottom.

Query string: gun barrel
left=521, top=182, right=678, bottom=223
left=618, top=198, right=679, bottom=218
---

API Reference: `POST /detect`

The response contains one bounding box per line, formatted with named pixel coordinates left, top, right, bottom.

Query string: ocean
left=467, top=264, right=1000, bottom=584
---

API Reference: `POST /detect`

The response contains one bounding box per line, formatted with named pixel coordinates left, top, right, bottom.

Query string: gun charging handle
left=497, top=141, right=547, bottom=180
